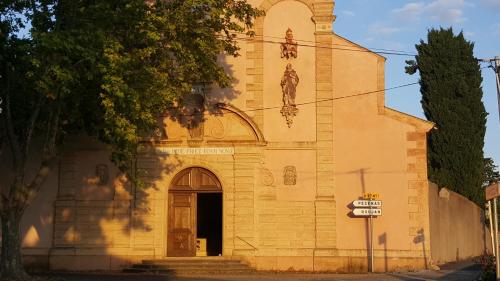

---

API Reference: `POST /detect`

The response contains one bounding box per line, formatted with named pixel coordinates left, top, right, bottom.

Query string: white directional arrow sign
left=352, top=208, right=382, bottom=216
left=353, top=200, right=382, bottom=208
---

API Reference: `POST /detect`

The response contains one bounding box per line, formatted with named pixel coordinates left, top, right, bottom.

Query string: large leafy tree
left=406, top=28, right=487, bottom=204
left=0, top=0, right=262, bottom=278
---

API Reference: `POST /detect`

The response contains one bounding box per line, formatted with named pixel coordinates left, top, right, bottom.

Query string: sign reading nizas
left=353, top=208, right=382, bottom=216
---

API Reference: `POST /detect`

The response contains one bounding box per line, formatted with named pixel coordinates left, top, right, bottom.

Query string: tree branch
left=21, top=100, right=61, bottom=211
left=23, top=94, right=44, bottom=161
left=4, top=71, right=22, bottom=173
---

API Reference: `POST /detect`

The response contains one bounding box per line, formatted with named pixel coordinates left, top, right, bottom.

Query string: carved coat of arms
left=283, top=166, right=297, bottom=185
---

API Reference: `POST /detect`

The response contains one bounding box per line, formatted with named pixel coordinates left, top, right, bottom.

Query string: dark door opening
left=197, top=193, right=222, bottom=256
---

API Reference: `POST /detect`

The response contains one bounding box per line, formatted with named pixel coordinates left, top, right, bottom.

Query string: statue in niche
left=280, top=63, right=299, bottom=127
left=283, top=166, right=297, bottom=186
left=95, top=164, right=109, bottom=185
left=280, top=28, right=298, bottom=59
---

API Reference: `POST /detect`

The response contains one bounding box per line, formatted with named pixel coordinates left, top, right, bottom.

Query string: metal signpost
left=486, top=182, right=500, bottom=280
left=352, top=192, right=382, bottom=273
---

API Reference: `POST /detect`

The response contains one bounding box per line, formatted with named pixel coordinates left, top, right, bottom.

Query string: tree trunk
left=1, top=211, right=27, bottom=279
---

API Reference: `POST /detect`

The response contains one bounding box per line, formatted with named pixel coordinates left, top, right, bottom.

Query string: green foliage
left=2, top=0, right=263, bottom=172
left=483, top=158, right=500, bottom=188
left=1, top=0, right=262, bottom=277
left=406, top=28, right=487, bottom=204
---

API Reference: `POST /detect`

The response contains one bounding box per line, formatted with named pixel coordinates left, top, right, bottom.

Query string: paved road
left=46, top=266, right=481, bottom=281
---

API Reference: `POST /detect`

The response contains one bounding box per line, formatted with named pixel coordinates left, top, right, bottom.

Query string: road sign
left=363, top=192, right=380, bottom=200
left=352, top=208, right=382, bottom=216
left=353, top=200, right=382, bottom=207
left=486, top=182, right=500, bottom=200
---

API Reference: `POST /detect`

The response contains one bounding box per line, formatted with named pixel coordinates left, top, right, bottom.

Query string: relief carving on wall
left=283, top=166, right=297, bottom=186
left=209, top=117, right=226, bottom=139
left=260, top=168, right=275, bottom=186
left=280, top=63, right=300, bottom=127
left=280, top=28, right=298, bottom=59
left=95, top=164, right=109, bottom=185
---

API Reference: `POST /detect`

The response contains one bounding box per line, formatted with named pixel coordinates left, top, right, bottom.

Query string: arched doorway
left=167, top=167, right=222, bottom=257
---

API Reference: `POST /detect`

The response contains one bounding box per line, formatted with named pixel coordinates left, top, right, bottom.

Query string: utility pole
left=479, top=56, right=500, bottom=121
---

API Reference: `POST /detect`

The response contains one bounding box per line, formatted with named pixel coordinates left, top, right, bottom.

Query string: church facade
left=16, top=0, right=438, bottom=272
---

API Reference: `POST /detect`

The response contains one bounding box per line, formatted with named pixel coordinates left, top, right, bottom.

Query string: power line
left=227, top=35, right=416, bottom=57
left=241, top=82, right=420, bottom=113
left=228, top=32, right=417, bottom=56
left=175, top=66, right=490, bottom=116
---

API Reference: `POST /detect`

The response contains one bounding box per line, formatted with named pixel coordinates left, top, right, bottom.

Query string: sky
left=333, top=0, right=500, bottom=166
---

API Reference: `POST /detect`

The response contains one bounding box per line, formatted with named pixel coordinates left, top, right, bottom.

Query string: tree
left=406, top=28, right=487, bottom=204
left=483, top=158, right=500, bottom=188
left=0, top=0, right=262, bottom=278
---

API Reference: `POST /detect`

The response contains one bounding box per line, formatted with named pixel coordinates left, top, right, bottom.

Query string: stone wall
left=428, top=182, right=491, bottom=265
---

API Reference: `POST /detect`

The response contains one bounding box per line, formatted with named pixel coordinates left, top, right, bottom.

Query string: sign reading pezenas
left=353, top=200, right=382, bottom=207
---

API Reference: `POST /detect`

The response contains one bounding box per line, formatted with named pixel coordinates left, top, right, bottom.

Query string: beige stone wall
left=0, top=0, right=449, bottom=273
left=429, top=182, right=491, bottom=265
left=331, top=34, right=434, bottom=271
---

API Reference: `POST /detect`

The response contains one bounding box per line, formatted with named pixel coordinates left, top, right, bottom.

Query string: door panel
left=168, top=192, right=196, bottom=257
left=168, top=167, right=222, bottom=257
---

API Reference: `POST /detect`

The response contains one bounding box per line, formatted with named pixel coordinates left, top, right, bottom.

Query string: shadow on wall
left=379, top=233, right=388, bottom=272
left=340, top=169, right=376, bottom=272
left=413, top=229, right=428, bottom=270
left=0, top=56, right=242, bottom=271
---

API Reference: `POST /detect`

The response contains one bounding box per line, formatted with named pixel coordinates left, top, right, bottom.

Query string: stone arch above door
left=169, top=167, right=222, bottom=192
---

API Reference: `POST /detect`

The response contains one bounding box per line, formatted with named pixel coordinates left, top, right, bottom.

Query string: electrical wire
left=225, top=32, right=417, bottom=56
left=174, top=66, right=490, bottom=117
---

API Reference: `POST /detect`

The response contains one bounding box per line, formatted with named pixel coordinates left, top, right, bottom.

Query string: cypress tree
left=406, top=28, right=487, bottom=204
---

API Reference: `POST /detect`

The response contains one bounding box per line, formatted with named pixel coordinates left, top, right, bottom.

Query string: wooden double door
left=167, top=167, right=222, bottom=257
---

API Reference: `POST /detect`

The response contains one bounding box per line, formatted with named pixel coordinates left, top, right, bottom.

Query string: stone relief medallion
left=260, top=168, right=275, bottom=186
left=283, top=166, right=297, bottom=186
left=210, top=117, right=226, bottom=139
left=280, top=63, right=299, bottom=127
left=280, top=28, right=298, bottom=59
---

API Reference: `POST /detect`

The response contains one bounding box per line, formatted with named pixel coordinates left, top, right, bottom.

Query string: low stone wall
left=428, top=182, right=491, bottom=265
